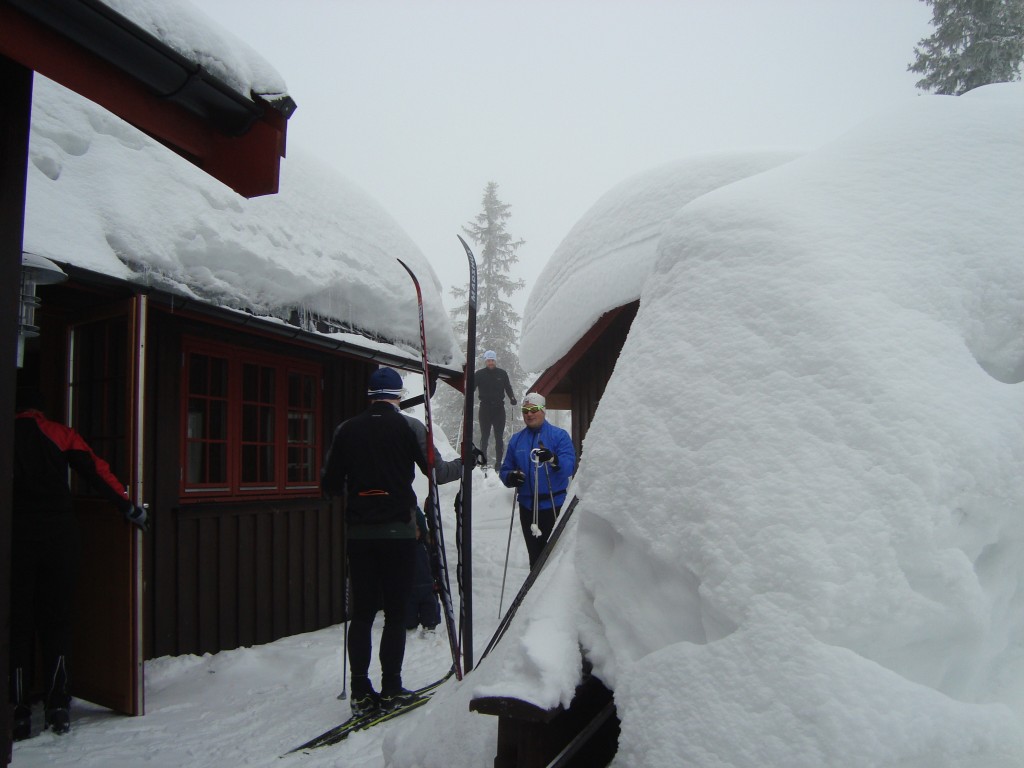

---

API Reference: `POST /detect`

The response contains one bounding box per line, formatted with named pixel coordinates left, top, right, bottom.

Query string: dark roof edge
left=56, top=261, right=462, bottom=380
left=8, top=0, right=297, bottom=135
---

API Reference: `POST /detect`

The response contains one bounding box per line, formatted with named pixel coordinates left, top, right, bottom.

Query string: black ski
left=282, top=671, right=452, bottom=755
left=455, top=234, right=478, bottom=671
left=397, top=258, right=463, bottom=681
left=479, top=495, right=580, bottom=663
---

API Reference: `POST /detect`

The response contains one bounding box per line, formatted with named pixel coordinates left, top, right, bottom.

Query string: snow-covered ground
left=11, top=451, right=523, bottom=768
left=17, top=3, right=1024, bottom=762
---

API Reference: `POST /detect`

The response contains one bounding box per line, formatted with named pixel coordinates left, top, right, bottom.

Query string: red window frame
left=180, top=338, right=322, bottom=501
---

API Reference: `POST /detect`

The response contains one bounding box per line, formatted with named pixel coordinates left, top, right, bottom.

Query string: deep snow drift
left=519, top=150, right=799, bottom=372
left=397, top=83, right=1024, bottom=767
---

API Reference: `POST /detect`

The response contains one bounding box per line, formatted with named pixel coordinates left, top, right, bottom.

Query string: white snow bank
left=466, top=81, right=1024, bottom=768
left=573, top=82, right=1024, bottom=766
left=616, top=619, right=1024, bottom=768
left=25, top=78, right=460, bottom=364
left=519, top=151, right=799, bottom=372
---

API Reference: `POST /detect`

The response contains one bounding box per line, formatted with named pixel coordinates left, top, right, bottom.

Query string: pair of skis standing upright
left=285, top=236, right=577, bottom=756
left=397, top=234, right=478, bottom=683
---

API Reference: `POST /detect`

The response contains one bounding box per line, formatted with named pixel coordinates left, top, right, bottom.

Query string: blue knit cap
left=368, top=367, right=404, bottom=399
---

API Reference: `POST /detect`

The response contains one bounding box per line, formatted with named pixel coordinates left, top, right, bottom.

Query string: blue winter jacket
left=499, top=420, right=575, bottom=511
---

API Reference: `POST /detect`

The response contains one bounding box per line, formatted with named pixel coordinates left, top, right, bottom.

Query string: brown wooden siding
left=30, top=280, right=389, bottom=660
left=147, top=309, right=374, bottom=658
left=171, top=498, right=341, bottom=654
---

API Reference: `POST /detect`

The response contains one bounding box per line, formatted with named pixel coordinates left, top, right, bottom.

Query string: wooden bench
left=470, top=668, right=619, bottom=768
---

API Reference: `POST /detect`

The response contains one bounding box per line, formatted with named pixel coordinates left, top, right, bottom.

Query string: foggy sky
left=199, top=0, right=933, bottom=314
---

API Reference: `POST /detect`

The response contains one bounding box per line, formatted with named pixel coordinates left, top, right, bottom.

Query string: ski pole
left=498, top=488, right=518, bottom=619
left=542, top=461, right=559, bottom=517
left=338, top=515, right=349, bottom=701
left=530, top=448, right=542, bottom=538
left=337, top=567, right=350, bottom=700
left=337, top=619, right=348, bottom=701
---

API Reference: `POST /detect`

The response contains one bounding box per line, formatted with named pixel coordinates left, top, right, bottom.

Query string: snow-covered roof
left=25, top=77, right=460, bottom=367
left=100, top=0, right=288, bottom=101
left=398, top=82, right=1024, bottom=767
left=519, top=151, right=799, bottom=372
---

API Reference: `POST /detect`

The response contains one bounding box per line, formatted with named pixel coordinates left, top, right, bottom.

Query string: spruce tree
left=436, top=182, right=529, bottom=453
left=909, top=0, right=1024, bottom=95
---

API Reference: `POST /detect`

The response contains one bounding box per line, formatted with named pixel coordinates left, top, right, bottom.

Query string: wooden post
left=0, top=54, right=33, bottom=764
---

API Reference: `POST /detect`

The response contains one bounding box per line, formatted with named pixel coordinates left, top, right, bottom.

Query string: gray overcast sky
left=200, top=0, right=933, bottom=312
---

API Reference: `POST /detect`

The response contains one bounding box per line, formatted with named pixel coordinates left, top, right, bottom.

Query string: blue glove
left=124, top=503, right=148, bottom=532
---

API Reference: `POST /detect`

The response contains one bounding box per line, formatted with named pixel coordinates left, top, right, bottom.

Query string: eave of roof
left=0, top=0, right=294, bottom=198
left=529, top=303, right=634, bottom=396
left=56, top=261, right=464, bottom=381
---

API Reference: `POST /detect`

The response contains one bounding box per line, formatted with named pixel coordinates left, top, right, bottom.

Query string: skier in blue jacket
left=499, top=392, right=576, bottom=568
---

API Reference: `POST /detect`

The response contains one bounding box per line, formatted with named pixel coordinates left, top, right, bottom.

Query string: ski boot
left=349, top=676, right=380, bottom=717
left=45, top=707, right=70, bottom=734
left=380, top=686, right=420, bottom=712
left=13, top=705, right=31, bottom=741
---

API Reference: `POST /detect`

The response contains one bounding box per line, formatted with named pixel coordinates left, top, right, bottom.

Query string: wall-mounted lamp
left=19, top=251, right=68, bottom=368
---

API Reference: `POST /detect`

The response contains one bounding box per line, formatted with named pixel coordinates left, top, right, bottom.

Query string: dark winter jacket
left=499, top=420, right=575, bottom=511
left=321, top=401, right=461, bottom=538
left=14, top=409, right=132, bottom=529
left=475, top=366, right=515, bottom=407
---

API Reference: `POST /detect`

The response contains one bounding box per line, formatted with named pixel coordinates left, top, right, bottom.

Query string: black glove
left=533, top=447, right=554, bottom=464
left=124, top=503, right=148, bottom=533
left=505, top=470, right=526, bottom=488
left=510, top=398, right=517, bottom=405
left=472, top=446, right=488, bottom=468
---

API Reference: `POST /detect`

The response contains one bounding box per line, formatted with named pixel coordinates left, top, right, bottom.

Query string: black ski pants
left=9, top=518, right=78, bottom=711
left=519, top=505, right=558, bottom=569
left=478, top=402, right=508, bottom=466
left=346, top=538, right=416, bottom=693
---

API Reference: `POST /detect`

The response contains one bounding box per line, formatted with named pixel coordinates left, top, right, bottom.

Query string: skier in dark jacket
left=321, top=367, right=461, bottom=716
left=476, top=350, right=516, bottom=470
left=499, top=392, right=576, bottom=568
left=10, top=389, right=147, bottom=740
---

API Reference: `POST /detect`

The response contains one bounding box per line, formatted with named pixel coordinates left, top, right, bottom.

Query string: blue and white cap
left=483, top=350, right=497, bottom=361
left=367, top=367, right=404, bottom=400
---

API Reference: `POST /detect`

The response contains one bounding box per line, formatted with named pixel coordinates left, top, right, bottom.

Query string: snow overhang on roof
left=519, top=152, right=800, bottom=374
left=53, top=261, right=463, bottom=380
left=0, top=0, right=295, bottom=198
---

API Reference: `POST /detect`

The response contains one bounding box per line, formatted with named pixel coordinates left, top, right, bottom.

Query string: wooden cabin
left=0, top=2, right=454, bottom=749
left=17, top=260, right=459, bottom=721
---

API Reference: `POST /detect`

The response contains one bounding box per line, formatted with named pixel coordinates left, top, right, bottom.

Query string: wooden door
left=66, top=296, right=146, bottom=715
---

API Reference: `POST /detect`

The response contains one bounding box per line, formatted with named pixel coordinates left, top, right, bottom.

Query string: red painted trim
left=529, top=305, right=630, bottom=396
left=179, top=337, right=323, bottom=501
left=0, top=4, right=287, bottom=198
